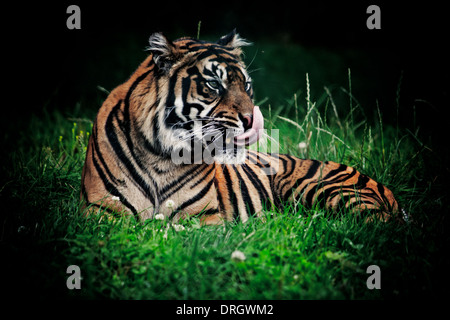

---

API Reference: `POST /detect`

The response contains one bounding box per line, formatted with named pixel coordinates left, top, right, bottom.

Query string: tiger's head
left=146, top=30, right=263, bottom=164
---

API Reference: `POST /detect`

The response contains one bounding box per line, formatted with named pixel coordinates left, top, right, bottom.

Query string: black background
left=3, top=1, right=449, bottom=154
left=7, top=1, right=448, bottom=108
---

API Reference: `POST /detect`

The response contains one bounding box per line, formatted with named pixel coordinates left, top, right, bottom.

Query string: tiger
left=80, top=30, right=400, bottom=225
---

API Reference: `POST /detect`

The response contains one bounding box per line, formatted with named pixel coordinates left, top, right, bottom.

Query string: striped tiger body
left=81, top=31, right=399, bottom=224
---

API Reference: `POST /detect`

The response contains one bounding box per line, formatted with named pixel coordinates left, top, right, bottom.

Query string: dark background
left=3, top=1, right=449, bottom=149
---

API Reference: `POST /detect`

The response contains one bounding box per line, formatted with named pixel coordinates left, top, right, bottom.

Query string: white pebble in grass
left=298, top=141, right=307, bottom=150
left=172, top=224, right=185, bottom=232
left=231, top=250, right=246, bottom=262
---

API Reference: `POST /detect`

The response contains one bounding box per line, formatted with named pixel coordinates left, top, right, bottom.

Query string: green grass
left=1, top=40, right=449, bottom=300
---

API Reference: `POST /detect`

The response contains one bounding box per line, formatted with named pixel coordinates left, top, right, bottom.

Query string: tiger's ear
left=216, top=29, right=251, bottom=48
left=148, top=32, right=180, bottom=73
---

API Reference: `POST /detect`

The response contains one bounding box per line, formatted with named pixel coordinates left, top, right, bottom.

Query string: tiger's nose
left=242, top=114, right=253, bottom=131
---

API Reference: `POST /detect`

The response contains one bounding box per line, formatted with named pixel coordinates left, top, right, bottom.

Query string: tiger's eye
left=206, top=80, right=220, bottom=91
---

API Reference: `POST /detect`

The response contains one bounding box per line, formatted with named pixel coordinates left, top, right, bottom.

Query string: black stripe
left=91, top=121, right=123, bottom=186
left=123, top=70, right=152, bottom=132
left=320, top=186, right=383, bottom=213
left=321, top=164, right=348, bottom=180
left=181, top=71, right=207, bottom=117
left=191, top=165, right=215, bottom=189
left=304, top=182, right=323, bottom=207
left=247, top=151, right=272, bottom=169
left=152, top=110, right=164, bottom=154
left=282, top=160, right=321, bottom=202
left=176, top=177, right=215, bottom=212
left=376, top=182, right=392, bottom=210
left=91, top=144, right=139, bottom=217
left=275, top=156, right=289, bottom=191
left=200, top=208, right=220, bottom=216
left=304, top=167, right=359, bottom=207
left=164, top=61, right=195, bottom=127
left=316, top=185, right=346, bottom=207
left=195, top=48, right=240, bottom=63
left=215, top=177, right=225, bottom=213
left=279, top=155, right=304, bottom=192
left=355, top=174, right=370, bottom=189
left=218, top=115, right=239, bottom=122
left=136, top=126, right=160, bottom=155
left=321, top=170, right=356, bottom=186
left=241, top=163, right=271, bottom=209
left=335, top=194, right=357, bottom=213
left=204, top=97, right=225, bottom=119
left=159, top=164, right=210, bottom=201
left=146, top=57, right=155, bottom=68
left=377, top=182, right=393, bottom=211
left=222, top=165, right=240, bottom=221
left=232, top=166, right=256, bottom=216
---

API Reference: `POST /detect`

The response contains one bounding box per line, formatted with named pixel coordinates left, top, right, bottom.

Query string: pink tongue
left=234, top=106, right=264, bottom=146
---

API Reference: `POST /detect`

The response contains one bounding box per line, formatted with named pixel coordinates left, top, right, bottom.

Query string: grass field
left=1, top=34, right=449, bottom=300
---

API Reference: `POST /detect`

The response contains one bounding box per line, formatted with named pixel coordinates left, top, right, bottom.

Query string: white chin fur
left=213, top=148, right=246, bottom=165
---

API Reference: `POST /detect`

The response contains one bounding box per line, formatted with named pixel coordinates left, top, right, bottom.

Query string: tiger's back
left=81, top=31, right=400, bottom=224
left=210, top=152, right=398, bottom=223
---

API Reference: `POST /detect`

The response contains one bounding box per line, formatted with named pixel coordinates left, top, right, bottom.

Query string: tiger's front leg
left=270, top=155, right=399, bottom=221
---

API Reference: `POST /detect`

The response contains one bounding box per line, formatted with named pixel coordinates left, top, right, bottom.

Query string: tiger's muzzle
left=234, top=106, right=264, bottom=146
